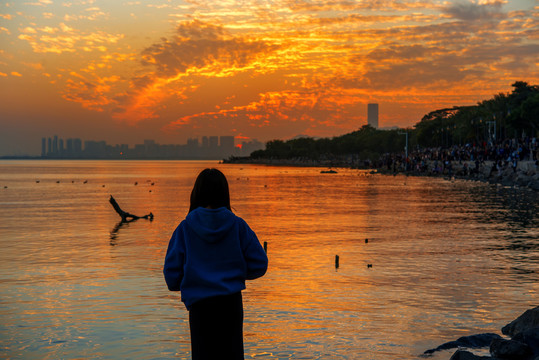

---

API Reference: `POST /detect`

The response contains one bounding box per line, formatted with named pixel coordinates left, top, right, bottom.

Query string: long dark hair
left=189, top=168, right=232, bottom=213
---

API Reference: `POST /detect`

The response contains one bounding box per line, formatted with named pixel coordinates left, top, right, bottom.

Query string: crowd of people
left=379, top=137, right=539, bottom=177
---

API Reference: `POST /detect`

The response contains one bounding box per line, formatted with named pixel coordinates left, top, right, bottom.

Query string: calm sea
left=0, top=160, right=537, bottom=360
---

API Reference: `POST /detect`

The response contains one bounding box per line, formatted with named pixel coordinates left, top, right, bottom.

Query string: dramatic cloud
left=17, top=23, right=123, bottom=54
left=443, top=0, right=506, bottom=21
left=111, top=20, right=283, bottom=123
left=0, top=0, right=538, bottom=155
left=140, top=20, right=281, bottom=78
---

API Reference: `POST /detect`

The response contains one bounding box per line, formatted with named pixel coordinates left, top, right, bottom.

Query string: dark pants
left=189, top=292, right=244, bottom=360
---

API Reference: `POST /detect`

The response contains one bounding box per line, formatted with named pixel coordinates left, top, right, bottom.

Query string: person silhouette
left=164, top=168, right=268, bottom=359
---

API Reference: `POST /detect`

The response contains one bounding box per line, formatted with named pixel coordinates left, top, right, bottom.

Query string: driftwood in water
left=109, top=195, right=154, bottom=222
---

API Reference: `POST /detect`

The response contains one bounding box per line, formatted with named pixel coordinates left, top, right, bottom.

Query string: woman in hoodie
left=163, top=168, right=268, bottom=360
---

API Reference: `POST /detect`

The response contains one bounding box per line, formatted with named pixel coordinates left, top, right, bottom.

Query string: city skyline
left=1, top=1, right=538, bottom=156
left=38, top=135, right=264, bottom=159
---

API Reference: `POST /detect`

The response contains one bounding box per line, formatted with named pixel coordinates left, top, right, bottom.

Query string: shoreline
left=223, top=157, right=539, bottom=191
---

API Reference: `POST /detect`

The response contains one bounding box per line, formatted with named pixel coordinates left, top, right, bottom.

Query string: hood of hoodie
left=185, top=207, right=236, bottom=243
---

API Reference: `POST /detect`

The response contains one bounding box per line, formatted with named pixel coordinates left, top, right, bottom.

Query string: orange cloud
left=17, top=23, right=123, bottom=54
left=163, top=86, right=365, bottom=139
left=109, top=20, right=283, bottom=124
left=442, top=0, right=506, bottom=21
left=3, top=0, right=538, bottom=150
left=140, top=20, right=281, bottom=78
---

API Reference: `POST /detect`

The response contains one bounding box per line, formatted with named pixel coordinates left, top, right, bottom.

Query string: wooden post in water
left=335, top=255, right=340, bottom=269
left=263, top=241, right=267, bottom=253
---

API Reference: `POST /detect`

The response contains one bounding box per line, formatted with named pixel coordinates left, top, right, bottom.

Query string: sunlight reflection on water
left=1, top=160, right=538, bottom=359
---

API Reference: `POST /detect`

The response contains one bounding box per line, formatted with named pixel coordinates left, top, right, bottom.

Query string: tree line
left=250, top=81, right=539, bottom=161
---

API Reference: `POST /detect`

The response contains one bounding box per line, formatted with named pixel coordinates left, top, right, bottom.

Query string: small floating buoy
left=56, top=180, right=60, bottom=183
left=36, top=180, right=40, bottom=183
left=134, top=182, right=138, bottom=185
left=335, top=255, right=340, bottom=269
left=367, top=264, right=372, bottom=268
left=149, top=190, right=152, bottom=193
left=72, top=180, right=75, bottom=183
left=102, top=185, right=105, bottom=187
left=263, top=241, right=267, bottom=253
left=151, top=182, right=154, bottom=186
left=83, top=180, right=88, bottom=184
left=3, top=186, right=7, bottom=189
left=365, top=238, right=368, bottom=243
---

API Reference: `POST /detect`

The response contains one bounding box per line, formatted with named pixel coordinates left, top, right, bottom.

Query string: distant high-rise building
left=144, top=139, right=158, bottom=157
left=66, top=138, right=73, bottom=156
left=367, top=103, right=379, bottom=129
left=201, top=136, right=209, bottom=149
left=187, top=138, right=199, bottom=148
left=59, top=139, right=64, bottom=154
left=84, top=140, right=106, bottom=157
left=52, top=135, right=58, bottom=154
left=209, top=136, right=218, bottom=149
left=220, top=136, right=235, bottom=156
left=73, top=138, right=82, bottom=155
left=41, top=138, right=46, bottom=157
left=186, top=138, right=199, bottom=158
left=47, top=137, right=52, bottom=155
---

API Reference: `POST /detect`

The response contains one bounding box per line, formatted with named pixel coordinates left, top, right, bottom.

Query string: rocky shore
left=391, top=159, right=539, bottom=191
left=223, top=157, right=539, bottom=191
left=423, top=306, right=539, bottom=360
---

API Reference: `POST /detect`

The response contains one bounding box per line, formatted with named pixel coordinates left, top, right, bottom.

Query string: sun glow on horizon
left=0, top=0, right=538, bottom=154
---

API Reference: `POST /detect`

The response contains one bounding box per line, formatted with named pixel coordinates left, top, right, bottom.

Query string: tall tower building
left=201, top=136, right=209, bottom=148
left=219, top=136, right=235, bottom=157
left=66, top=138, right=73, bottom=156
left=209, top=136, right=219, bottom=149
left=41, top=138, right=46, bottom=157
left=52, top=135, right=58, bottom=155
left=73, top=138, right=82, bottom=155
left=367, top=103, right=379, bottom=129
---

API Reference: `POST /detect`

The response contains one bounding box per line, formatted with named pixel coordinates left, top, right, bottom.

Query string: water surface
left=1, top=160, right=537, bottom=359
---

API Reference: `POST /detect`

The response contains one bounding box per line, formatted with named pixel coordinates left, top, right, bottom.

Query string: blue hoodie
left=163, top=207, right=268, bottom=310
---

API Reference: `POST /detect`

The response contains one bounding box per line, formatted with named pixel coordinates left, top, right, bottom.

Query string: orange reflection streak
left=229, top=167, right=381, bottom=348
left=4, top=162, right=539, bottom=359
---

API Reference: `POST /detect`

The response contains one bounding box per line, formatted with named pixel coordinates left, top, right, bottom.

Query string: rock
left=490, top=338, right=531, bottom=359
left=517, top=173, right=531, bottom=186
left=502, top=167, right=514, bottom=177
left=450, top=349, right=496, bottom=360
left=513, top=327, right=539, bottom=358
left=502, top=307, right=539, bottom=338
left=530, top=181, right=539, bottom=191
left=424, top=333, right=502, bottom=354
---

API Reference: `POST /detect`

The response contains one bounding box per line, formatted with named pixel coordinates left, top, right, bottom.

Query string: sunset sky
left=1, top=0, right=538, bottom=155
